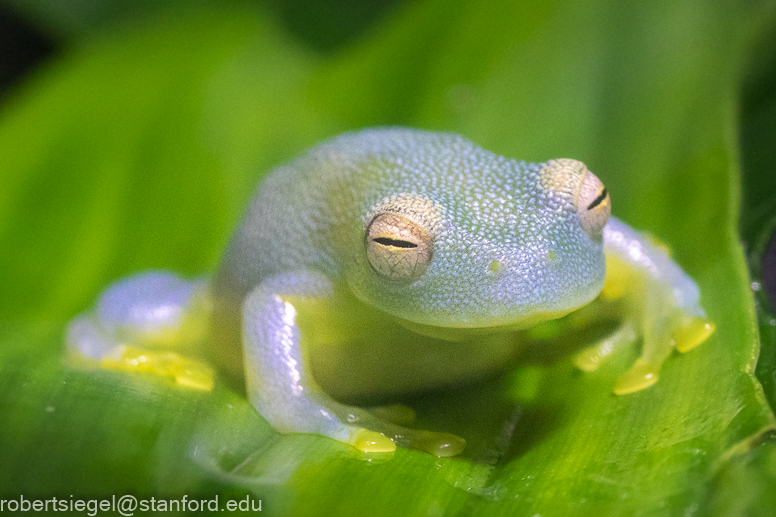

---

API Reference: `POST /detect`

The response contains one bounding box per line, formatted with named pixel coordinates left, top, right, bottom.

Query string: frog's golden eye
left=577, top=171, right=611, bottom=243
left=365, top=213, right=433, bottom=282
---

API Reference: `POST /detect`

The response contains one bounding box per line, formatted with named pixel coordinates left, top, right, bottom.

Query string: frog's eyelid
left=373, top=237, right=418, bottom=249
left=365, top=213, right=433, bottom=281
left=587, top=188, right=608, bottom=210
left=576, top=170, right=611, bottom=243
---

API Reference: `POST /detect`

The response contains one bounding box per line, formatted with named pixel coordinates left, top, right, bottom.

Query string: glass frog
left=67, top=128, right=714, bottom=457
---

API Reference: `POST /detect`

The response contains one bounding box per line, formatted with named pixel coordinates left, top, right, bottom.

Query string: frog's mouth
left=392, top=307, right=580, bottom=342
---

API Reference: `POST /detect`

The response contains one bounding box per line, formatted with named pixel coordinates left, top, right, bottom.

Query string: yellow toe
left=614, top=358, right=660, bottom=395
left=674, top=317, right=715, bottom=353
left=354, top=431, right=396, bottom=453
left=99, top=346, right=214, bottom=391
left=574, top=347, right=606, bottom=372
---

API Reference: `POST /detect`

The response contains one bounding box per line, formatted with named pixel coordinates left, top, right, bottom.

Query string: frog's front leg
left=242, top=271, right=466, bottom=457
left=579, top=217, right=715, bottom=394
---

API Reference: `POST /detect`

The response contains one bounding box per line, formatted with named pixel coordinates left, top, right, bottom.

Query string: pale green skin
left=211, top=129, right=605, bottom=393
left=67, top=128, right=709, bottom=457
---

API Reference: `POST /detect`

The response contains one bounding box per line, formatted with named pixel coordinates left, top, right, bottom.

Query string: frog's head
left=344, top=133, right=610, bottom=337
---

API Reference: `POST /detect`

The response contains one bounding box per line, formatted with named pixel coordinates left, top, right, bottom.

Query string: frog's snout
left=540, top=159, right=611, bottom=243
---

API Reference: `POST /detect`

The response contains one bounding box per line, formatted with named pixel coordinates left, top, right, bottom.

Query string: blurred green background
left=1, top=0, right=776, bottom=515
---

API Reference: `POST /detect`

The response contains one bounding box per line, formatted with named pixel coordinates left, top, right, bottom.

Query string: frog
left=66, top=127, right=714, bottom=457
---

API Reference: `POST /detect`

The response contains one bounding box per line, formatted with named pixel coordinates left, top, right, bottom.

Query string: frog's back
left=214, top=128, right=496, bottom=295
left=210, top=128, right=488, bottom=376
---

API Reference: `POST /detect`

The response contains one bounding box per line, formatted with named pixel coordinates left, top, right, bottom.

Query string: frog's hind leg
left=66, top=271, right=214, bottom=390
left=242, top=271, right=466, bottom=457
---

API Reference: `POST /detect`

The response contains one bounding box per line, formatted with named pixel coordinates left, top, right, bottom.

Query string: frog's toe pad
left=356, top=421, right=466, bottom=456
left=359, top=419, right=466, bottom=456
left=354, top=431, right=396, bottom=453
left=395, top=430, right=466, bottom=457
left=99, top=345, right=215, bottom=391
left=674, top=317, right=715, bottom=353
left=574, top=346, right=607, bottom=372
left=614, top=358, right=659, bottom=395
left=348, top=426, right=464, bottom=456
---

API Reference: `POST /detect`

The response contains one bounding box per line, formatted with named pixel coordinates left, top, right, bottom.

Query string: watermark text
left=0, top=495, right=261, bottom=515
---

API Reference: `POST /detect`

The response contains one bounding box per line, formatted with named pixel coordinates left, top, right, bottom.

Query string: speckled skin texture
left=211, top=129, right=606, bottom=375
left=67, top=127, right=712, bottom=455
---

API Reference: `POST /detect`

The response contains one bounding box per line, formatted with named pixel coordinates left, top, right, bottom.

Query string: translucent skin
left=67, top=128, right=713, bottom=456
left=210, top=129, right=606, bottom=376
left=217, top=129, right=604, bottom=326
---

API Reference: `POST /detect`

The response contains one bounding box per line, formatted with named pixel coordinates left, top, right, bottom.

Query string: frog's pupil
left=587, top=188, right=608, bottom=210
left=373, top=237, right=417, bottom=248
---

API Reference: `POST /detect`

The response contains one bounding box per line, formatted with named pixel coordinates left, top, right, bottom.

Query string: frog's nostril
left=577, top=171, right=611, bottom=243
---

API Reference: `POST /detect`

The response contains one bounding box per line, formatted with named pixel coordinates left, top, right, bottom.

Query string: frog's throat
left=394, top=308, right=578, bottom=342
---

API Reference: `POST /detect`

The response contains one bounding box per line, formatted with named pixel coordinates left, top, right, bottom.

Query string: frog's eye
left=577, top=171, right=611, bottom=243
left=365, top=213, right=433, bottom=282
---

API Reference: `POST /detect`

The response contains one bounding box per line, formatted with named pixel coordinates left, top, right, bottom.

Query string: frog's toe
left=350, top=409, right=465, bottom=456
left=673, top=316, right=715, bottom=353
left=353, top=430, right=397, bottom=453
left=284, top=400, right=464, bottom=456
left=341, top=404, right=464, bottom=456
left=612, top=318, right=672, bottom=396
left=614, top=357, right=660, bottom=395
left=574, top=322, right=664, bottom=395
left=394, top=429, right=466, bottom=457
left=346, top=421, right=465, bottom=456
left=574, top=342, right=609, bottom=372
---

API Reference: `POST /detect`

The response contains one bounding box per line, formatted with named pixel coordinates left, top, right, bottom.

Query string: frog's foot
left=290, top=393, right=465, bottom=456
left=575, top=317, right=715, bottom=396
left=613, top=314, right=715, bottom=395
left=66, top=271, right=214, bottom=390
left=347, top=405, right=464, bottom=456
left=571, top=273, right=714, bottom=394
left=600, top=218, right=715, bottom=395
left=609, top=268, right=716, bottom=395
left=243, top=271, right=466, bottom=457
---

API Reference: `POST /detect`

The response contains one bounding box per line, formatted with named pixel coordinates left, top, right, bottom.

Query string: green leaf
left=0, top=4, right=335, bottom=323
left=1, top=0, right=775, bottom=515
left=710, top=19, right=776, bottom=517
left=740, top=15, right=776, bottom=414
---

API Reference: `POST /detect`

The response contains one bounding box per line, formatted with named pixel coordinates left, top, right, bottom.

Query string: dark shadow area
left=498, top=402, right=565, bottom=464
left=517, top=320, right=622, bottom=366
left=400, top=373, right=530, bottom=465
left=740, top=26, right=776, bottom=413
left=261, top=0, right=407, bottom=51
left=0, top=4, right=56, bottom=99
left=0, top=0, right=405, bottom=103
